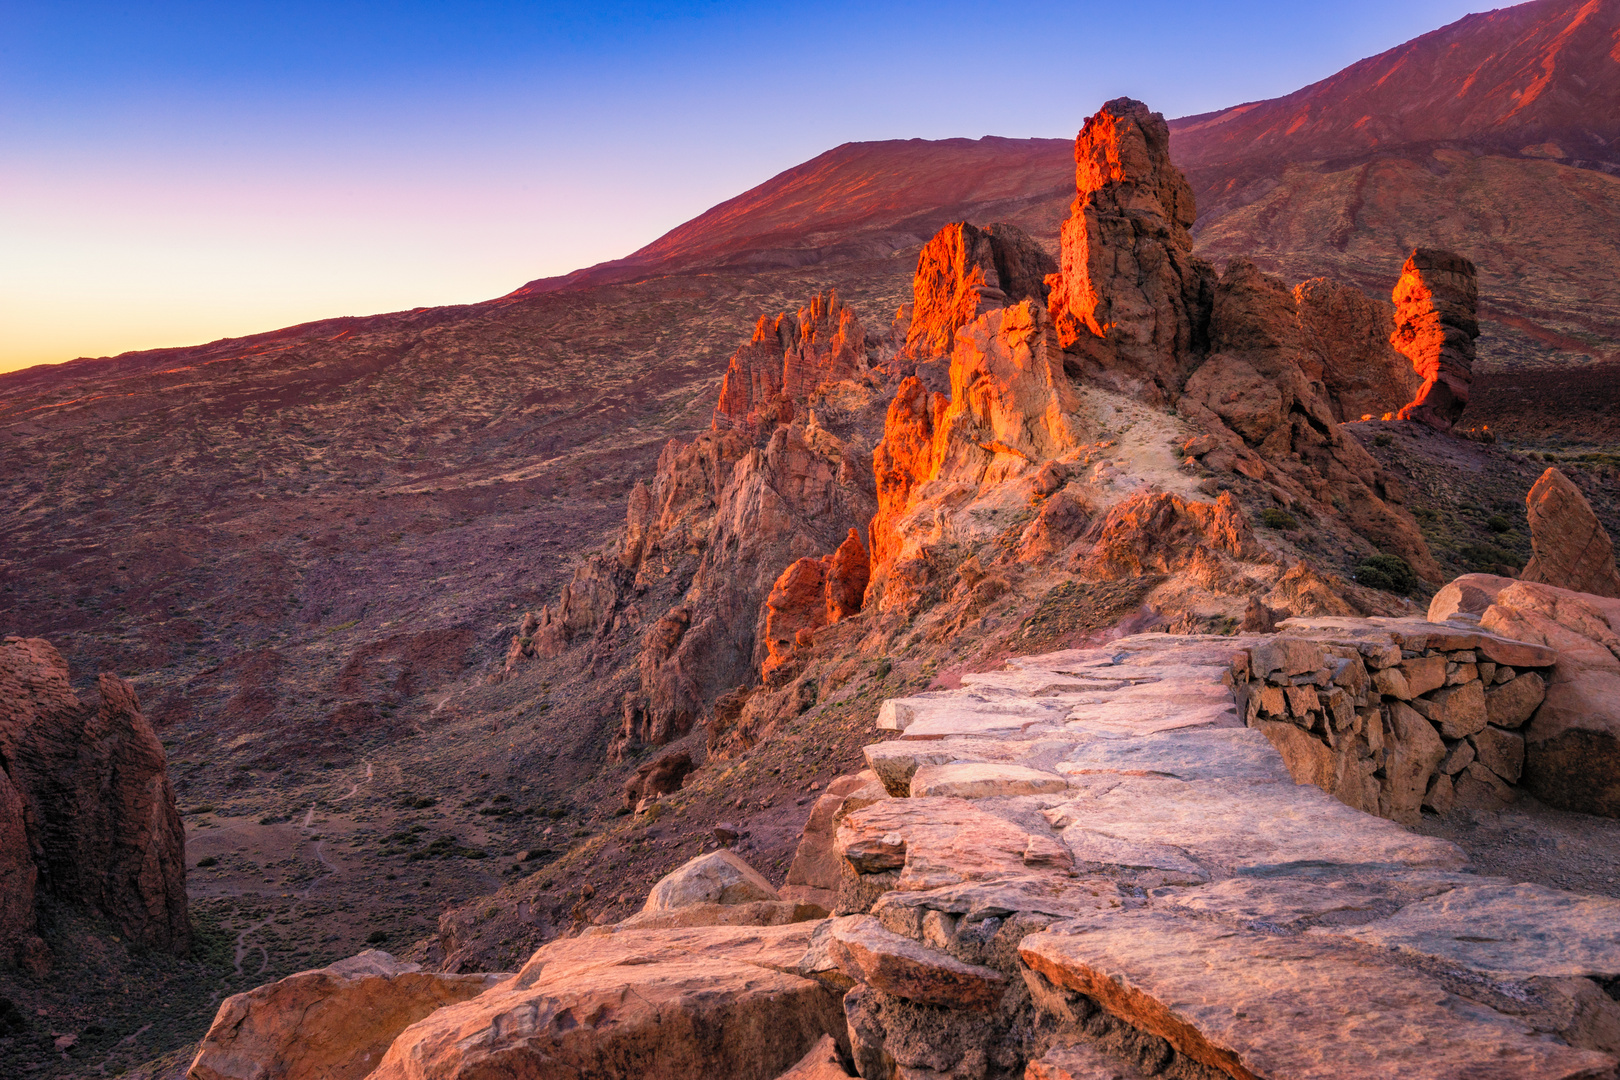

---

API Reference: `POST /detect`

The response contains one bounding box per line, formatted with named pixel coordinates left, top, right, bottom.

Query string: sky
left=2, top=0, right=1494, bottom=373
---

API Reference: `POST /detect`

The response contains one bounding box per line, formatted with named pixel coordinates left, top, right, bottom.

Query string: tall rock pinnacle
left=905, top=222, right=1054, bottom=359
left=1392, top=248, right=1479, bottom=431
left=1047, top=97, right=1213, bottom=398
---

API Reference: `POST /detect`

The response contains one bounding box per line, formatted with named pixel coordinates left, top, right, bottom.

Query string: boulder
left=0, top=637, right=188, bottom=960
left=905, top=221, right=1054, bottom=359
left=187, top=951, right=504, bottom=1080
left=643, top=849, right=780, bottom=913
left=1391, top=249, right=1479, bottom=431
left=1476, top=580, right=1620, bottom=816
left=1521, top=468, right=1620, bottom=598
left=368, top=923, right=847, bottom=1080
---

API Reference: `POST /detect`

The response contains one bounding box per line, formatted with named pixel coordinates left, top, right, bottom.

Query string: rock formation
left=905, top=222, right=1054, bottom=359
left=1047, top=97, right=1214, bottom=399
left=0, top=636, right=189, bottom=968
left=761, top=529, right=870, bottom=684
left=1392, top=248, right=1479, bottom=431
left=1521, top=467, right=1620, bottom=598
left=1293, top=276, right=1421, bottom=422
left=716, top=292, right=867, bottom=433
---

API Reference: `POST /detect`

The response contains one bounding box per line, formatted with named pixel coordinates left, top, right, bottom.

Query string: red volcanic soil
left=1171, top=0, right=1620, bottom=174
left=513, top=136, right=1074, bottom=292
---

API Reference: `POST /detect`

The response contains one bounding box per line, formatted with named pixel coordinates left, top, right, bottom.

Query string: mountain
left=1171, top=0, right=1620, bottom=369
left=511, top=136, right=1073, bottom=293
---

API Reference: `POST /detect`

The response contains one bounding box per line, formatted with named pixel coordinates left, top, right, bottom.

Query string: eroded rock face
left=1521, top=467, right=1620, bottom=599
left=761, top=529, right=870, bottom=683
left=1047, top=97, right=1214, bottom=399
left=906, top=222, right=1055, bottom=360
left=0, top=637, right=188, bottom=964
left=869, top=376, right=945, bottom=572
left=1079, top=490, right=1260, bottom=589
left=1392, top=248, right=1479, bottom=431
left=717, top=292, right=868, bottom=434
left=1294, top=276, right=1422, bottom=423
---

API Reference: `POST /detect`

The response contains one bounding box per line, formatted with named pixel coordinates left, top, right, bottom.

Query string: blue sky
left=1, top=0, right=1490, bottom=369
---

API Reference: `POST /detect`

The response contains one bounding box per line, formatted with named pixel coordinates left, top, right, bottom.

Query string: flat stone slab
left=830, top=915, right=1006, bottom=1009
left=1154, top=869, right=1475, bottom=933
left=1062, top=699, right=1242, bottom=736
left=909, top=761, right=1069, bottom=799
left=878, top=693, right=1060, bottom=732
left=1322, top=881, right=1620, bottom=979
left=1055, top=728, right=1293, bottom=784
left=1043, top=776, right=1467, bottom=876
left=1021, top=912, right=1618, bottom=1080
left=836, top=797, right=1041, bottom=891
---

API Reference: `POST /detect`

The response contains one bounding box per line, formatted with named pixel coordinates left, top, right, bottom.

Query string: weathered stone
left=785, top=772, right=891, bottom=908
left=369, top=924, right=846, bottom=1080
left=1294, top=275, right=1422, bottom=423
left=1486, top=672, right=1546, bottom=729
left=1521, top=468, right=1620, bottom=599
left=1247, top=636, right=1327, bottom=679
left=773, top=1034, right=851, bottom=1080
left=603, top=900, right=826, bottom=935
left=1424, top=772, right=1456, bottom=814
left=1380, top=701, right=1447, bottom=826
left=1398, top=654, right=1448, bottom=697
left=1055, top=727, right=1292, bottom=784
left=1472, top=726, right=1526, bottom=783
left=863, top=743, right=956, bottom=797
left=1329, top=881, right=1620, bottom=980
left=829, top=915, right=1006, bottom=1010
left=1425, top=680, right=1488, bottom=739
left=624, top=751, right=694, bottom=808
left=836, top=798, right=1034, bottom=892
left=1021, top=912, right=1615, bottom=1080
left=188, top=951, right=504, bottom=1080
left=1439, top=739, right=1475, bottom=776
left=1025, top=1042, right=1155, bottom=1080
left=0, top=637, right=188, bottom=957
left=909, top=762, right=1069, bottom=799
left=905, top=221, right=1054, bottom=359
left=1454, top=761, right=1517, bottom=811
left=643, top=850, right=779, bottom=913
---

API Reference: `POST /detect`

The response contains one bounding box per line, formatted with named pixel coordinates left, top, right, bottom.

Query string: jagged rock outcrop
left=1179, top=258, right=1443, bottom=584
left=622, top=751, right=694, bottom=809
left=1079, top=490, right=1261, bottom=590
left=869, top=376, right=945, bottom=572
left=1294, top=276, right=1422, bottom=422
left=1392, top=248, right=1479, bottom=431
left=0, top=636, right=189, bottom=968
left=761, top=529, right=870, bottom=684
left=716, top=292, right=867, bottom=434
left=1047, top=97, right=1214, bottom=400
left=1521, top=467, right=1620, bottom=598
left=905, top=222, right=1054, bottom=359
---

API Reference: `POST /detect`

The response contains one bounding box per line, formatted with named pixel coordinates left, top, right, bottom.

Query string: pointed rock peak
left=1392, top=247, right=1479, bottom=431
left=1074, top=97, right=1197, bottom=240
left=905, top=222, right=1055, bottom=359
left=1521, top=467, right=1620, bottom=598
left=1049, top=98, right=1212, bottom=397
left=716, top=290, right=868, bottom=435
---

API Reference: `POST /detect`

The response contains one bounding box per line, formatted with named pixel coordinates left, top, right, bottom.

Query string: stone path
left=832, top=631, right=1620, bottom=1079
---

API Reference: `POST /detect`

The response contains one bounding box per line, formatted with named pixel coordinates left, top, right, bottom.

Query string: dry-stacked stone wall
left=1233, top=616, right=1555, bottom=824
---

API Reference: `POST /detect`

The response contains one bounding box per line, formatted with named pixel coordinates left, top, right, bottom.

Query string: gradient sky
left=2, top=0, right=1492, bottom=373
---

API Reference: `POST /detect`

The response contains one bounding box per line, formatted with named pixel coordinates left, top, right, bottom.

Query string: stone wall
left=1233, top=617, right=1554, bottom=825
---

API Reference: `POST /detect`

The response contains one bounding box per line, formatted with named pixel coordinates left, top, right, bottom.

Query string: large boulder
left=1294, top=276, right=1421, bottom=423
left=187, top=951, right=504, bottom=1080
left=643, top=849, right=781, bottom=913
left=1391, top=248, right=1479, bottom=431
left=1521, top=467, right=1620, bottom=598
left=0, top=636, right=188, bottom=965
left=367, top=923, right=847, bottom=1080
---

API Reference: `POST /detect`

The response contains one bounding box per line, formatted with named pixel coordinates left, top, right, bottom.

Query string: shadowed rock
left=905, top=221, right=1054, bottom=359
left=1521, top=467, right=1620, bottom=598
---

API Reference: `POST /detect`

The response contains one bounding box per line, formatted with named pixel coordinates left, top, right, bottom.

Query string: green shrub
left=1373, top=433, right=1393, bottom=447
left=1486, top=514, right=1513, bottom=533
left=1260, top=508, right=1299, bottom=530
left=1353, top=554, right=1417, bottom=594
